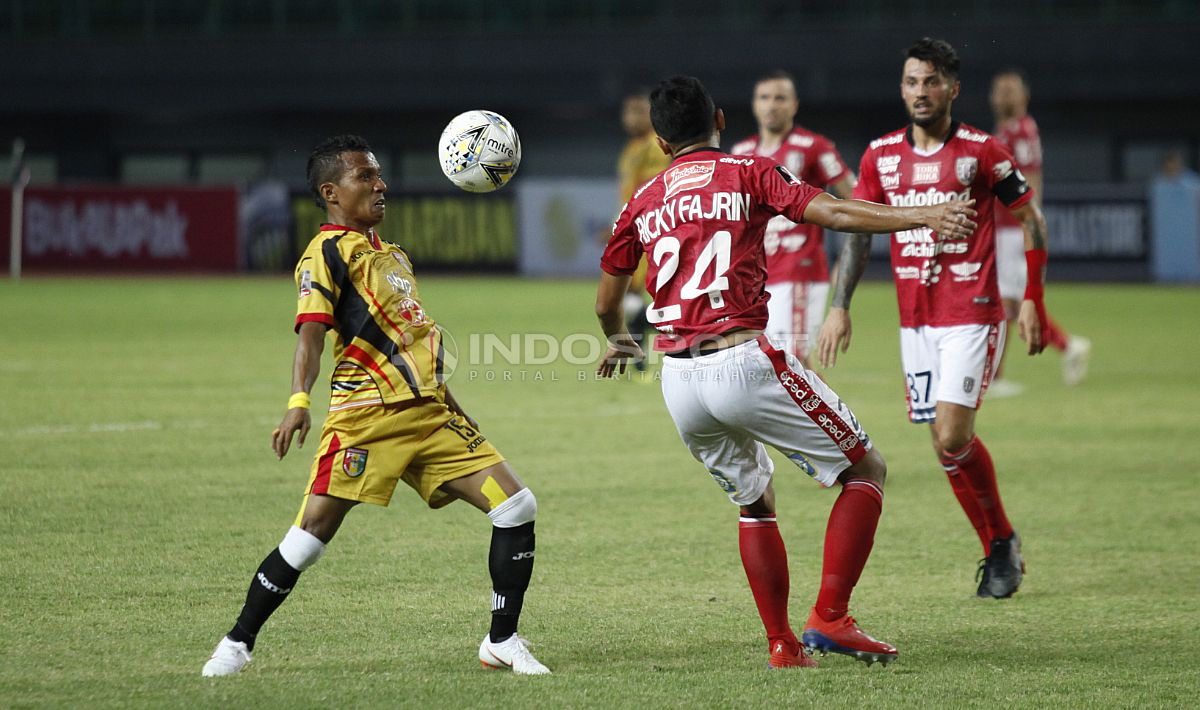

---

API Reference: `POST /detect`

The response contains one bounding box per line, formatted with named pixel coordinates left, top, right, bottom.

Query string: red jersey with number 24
left=854, top=122, right=1034, bottom=328
left=601, top=147, right=824, bottom=352
left=730, top=127, right=850, bottom=284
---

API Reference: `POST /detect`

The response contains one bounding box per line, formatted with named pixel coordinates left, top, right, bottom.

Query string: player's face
left=328, top=151, right=387, bottom=228
left=901, top=58, right=959, bottom=128
left=990, top=74, right=1028, bottom=120
left=621, top=96, right=652, bottom=137
left=752, top=78, right=798, bottom=134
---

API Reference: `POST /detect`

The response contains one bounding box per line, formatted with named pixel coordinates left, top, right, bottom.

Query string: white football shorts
left=764, top=281, right=830, bottom=362
left=995, top=226, right=1026, bottom=302
left=660, top=336, right=871, bottom=506
left=898, top=322, right=1005, bottom=423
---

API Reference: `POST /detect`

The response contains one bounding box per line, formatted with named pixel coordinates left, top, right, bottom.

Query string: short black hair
left=650, top=76, right=715, bottom=148
left=905, top=37, right=961, bottom=80
left=755, top=69, right=796, bottom=87
left=307, top=134, right=372, bottom=208
left=994, top=66, right=1030, bottom=92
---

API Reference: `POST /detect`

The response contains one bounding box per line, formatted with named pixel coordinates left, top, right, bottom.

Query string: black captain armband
left=994, top=168, right=1031, bottom=207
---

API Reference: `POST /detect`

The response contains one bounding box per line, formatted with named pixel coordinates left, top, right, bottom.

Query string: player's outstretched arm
left=801, top=192, right=977, bottom=239
left=816, top=234, right=871, bottom=368
left=272, top=321, right=326, bottom=459
left=1011, top=201, right=1049, bottom=355
left=595, top=271, right=644, bottom=378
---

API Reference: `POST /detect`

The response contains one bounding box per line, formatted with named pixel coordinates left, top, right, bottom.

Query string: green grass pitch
left=1, top=276, right=1197, bottom=708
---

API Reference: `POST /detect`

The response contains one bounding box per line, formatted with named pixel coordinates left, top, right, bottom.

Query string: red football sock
left=1043, top=315, right=1069, bottom=351
left=940, top=457, right=991, bottom=555
left=738, top=513, right=797, bottom=651
left=944, top=436, right=1014, bottom=542
left=814, top=478, right=883, bottom=623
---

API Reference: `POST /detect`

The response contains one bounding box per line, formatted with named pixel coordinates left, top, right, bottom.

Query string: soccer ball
left=438, top=110, right=522, bottom=193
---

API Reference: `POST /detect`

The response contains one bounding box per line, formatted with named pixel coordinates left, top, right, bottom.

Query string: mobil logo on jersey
left=663, top=161, right=715, bottom=199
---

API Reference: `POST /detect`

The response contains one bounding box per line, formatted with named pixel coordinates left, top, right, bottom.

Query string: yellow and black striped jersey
left=295, top=224, right=446, bottom=411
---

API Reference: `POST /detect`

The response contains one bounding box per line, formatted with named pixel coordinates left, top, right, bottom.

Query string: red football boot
left=767, top=638, right=819, bottom=669
left=801, top=609, right=897, bottom=666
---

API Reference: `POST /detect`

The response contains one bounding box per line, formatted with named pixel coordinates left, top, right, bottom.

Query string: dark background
left=2, top=0, right=1197, bottom=191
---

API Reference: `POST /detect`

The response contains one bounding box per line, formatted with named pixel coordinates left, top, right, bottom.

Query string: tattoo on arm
left=1024, top=211, right=1047, bottom=251
left=831, top=234, right=871, bottom=309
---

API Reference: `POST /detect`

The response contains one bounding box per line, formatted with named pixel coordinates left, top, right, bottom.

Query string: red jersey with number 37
left=854, top=122, right=1034, bottom=328
left=602, top=147, right=824, bottom=352
left=730, top=127, right=850, bottom=284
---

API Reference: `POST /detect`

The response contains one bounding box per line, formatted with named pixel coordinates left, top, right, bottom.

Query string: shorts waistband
left=661, top=339, right=761, bottom=369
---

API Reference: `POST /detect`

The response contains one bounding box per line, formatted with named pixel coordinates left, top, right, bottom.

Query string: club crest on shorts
left=342, top=448, right=369, bottom=477
left=708, top=470, right=737, bottom=493
left=963, top=376, right=976, bottom=393
left=956, top=157, right=978, bottom=186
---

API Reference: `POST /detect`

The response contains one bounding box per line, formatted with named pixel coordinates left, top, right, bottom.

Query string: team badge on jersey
left=342, top=448, right=369, bottom=477
left=956, top=157, right=979, bottom=186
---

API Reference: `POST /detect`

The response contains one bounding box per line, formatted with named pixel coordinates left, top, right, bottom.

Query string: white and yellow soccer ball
left=438, top=110, right=521, bottom=192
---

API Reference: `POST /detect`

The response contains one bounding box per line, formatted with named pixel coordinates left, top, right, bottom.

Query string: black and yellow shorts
left=298, top=397, right=505, bottom=511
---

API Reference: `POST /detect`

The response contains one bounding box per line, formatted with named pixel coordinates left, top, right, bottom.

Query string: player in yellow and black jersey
left=201, top=135, right=551, bottom=677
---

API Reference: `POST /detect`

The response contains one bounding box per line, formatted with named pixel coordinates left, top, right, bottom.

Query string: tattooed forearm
left=830, top=234, right=871, bottom=309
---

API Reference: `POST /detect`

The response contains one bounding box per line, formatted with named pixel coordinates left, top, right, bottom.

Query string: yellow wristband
left=287, top=392, right=311, bottom=410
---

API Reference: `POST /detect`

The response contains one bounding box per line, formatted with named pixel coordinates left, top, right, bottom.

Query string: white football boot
left=1062, top=335, right=1092, bottom=386
left=201, top=636, right=252, bottom=677
left=479, top=634, right=551, bottom=675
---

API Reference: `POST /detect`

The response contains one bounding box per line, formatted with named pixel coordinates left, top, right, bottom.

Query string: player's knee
left=936, top=431, right=972, bottom=456
left=844, top=449, right=887, bottom=487
left=278, top=525, right=326, bottom=571
left=487, top=487, right=537, bottom=528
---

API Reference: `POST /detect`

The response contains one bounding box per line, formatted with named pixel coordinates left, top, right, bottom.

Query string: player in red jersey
left=595, top=76, right=977, bottom=668
left=818, top=38, right=1050, bottom=599
left=991, top=68, right=1091, bottom=393
left=730, top=71, right=856, bottom=366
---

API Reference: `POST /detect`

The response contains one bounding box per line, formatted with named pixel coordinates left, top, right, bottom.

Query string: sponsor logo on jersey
left=299, top=269, right=312, bottom=298
left=913, top=163, right=941, bottom=185
left=955, top=127, right=990, bottom=143
left=955, top=157, right=978, bottom=185
left=870, top=133, right=905, bottom=150
left=963, top=376, right=976, bottom=393
left=819, top=152, right=842, bottom=180
left=881, top=173, right=902, bottom=190
left=949, top=262, right=982, bottom=281
left=993, top=159, right=1015, bottom=180
left=387, top=272, right=413, bottom=296
left=894, top=265, right=921, bottom=279
left=720, top=156, right=755, bottom=166
left=664, top=161, right=716, bottom=199
left=887, top=187, right=971, bottom=207
left=342, top=447, right=369, bottom=477
left=788, top=133, right=815, bottom=148
left=876, top=155, right=901, bottom=174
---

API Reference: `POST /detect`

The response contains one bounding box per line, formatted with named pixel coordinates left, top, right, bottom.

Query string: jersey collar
left=321, top=223, right=382, bottom=249
left=905, top=120, right=960, bottom=148
left=670, top=146, right=724, bottom=164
